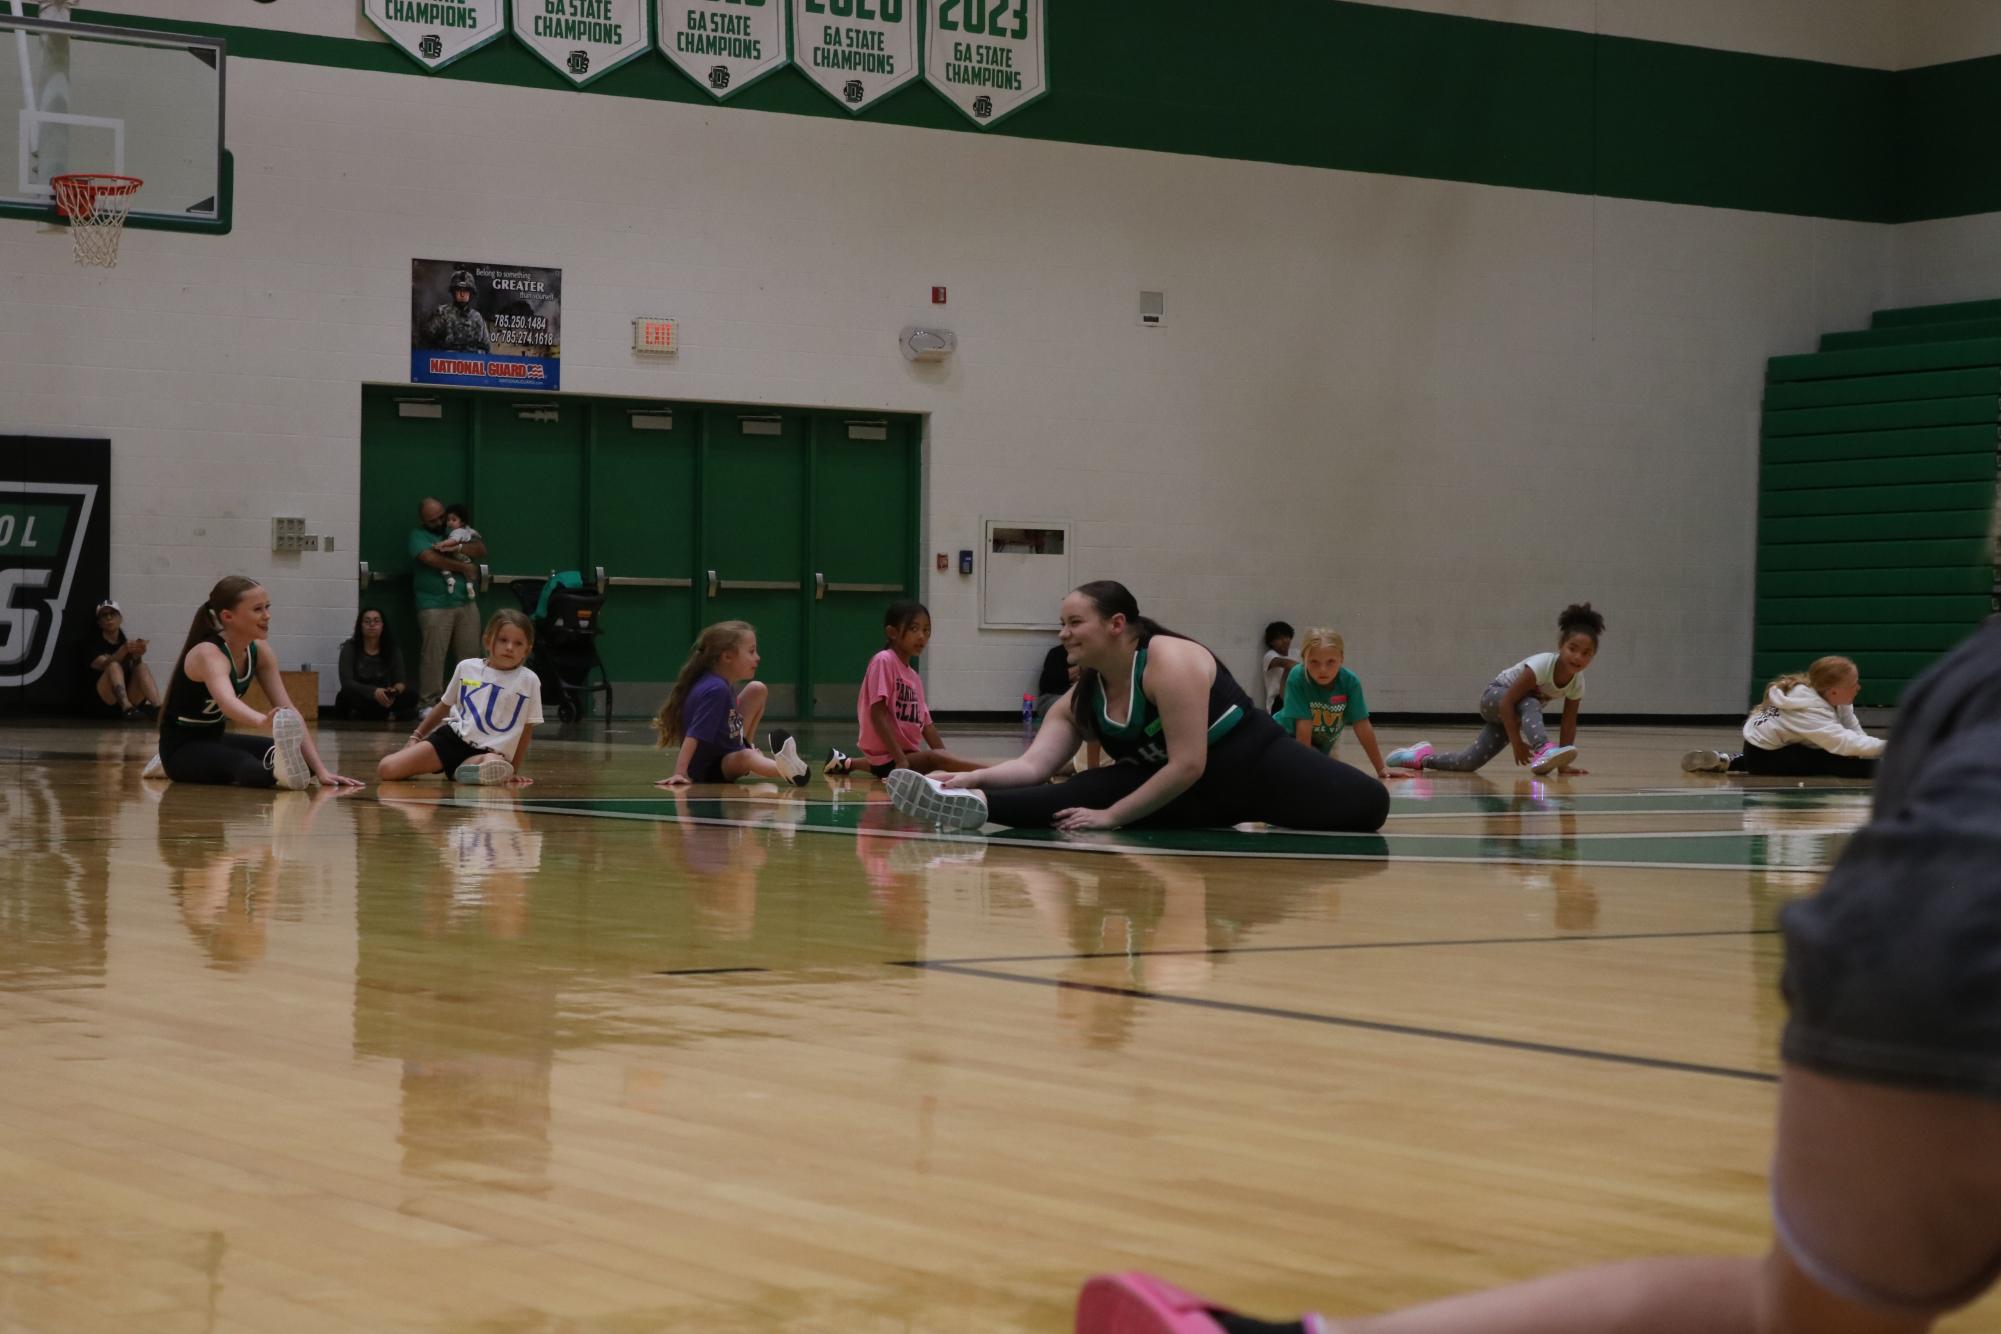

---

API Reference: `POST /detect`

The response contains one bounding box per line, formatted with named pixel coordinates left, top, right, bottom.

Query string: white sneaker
left=768, top=731, right=809, bottom=788
left=885, top=767, right=989, bottom=831
left=454, top=753, right=516, bottom=785
left=1528, top=743, right=1578, bottom=775
left=269, top=708, right=312, bottom=790
left=140, top=752, right=168, bottom=781
left=1681, top=748, right=1731, bottom=773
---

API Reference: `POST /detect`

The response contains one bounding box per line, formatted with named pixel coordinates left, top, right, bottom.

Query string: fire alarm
left=936, top=552, right=948, bottom=570
left=931, top=286, right=947, bottom=304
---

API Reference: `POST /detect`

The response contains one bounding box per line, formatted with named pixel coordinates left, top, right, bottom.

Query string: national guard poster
left=411, top=259, right=563, bottom=390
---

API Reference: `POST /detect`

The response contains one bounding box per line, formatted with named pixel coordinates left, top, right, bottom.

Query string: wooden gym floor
left=4, top=719, right=1997, bottom=1332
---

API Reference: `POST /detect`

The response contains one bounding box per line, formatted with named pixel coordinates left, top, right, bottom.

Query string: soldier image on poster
left=419, top=268, right=491, bottom=353
left=411, top=257, right=562, bottom=389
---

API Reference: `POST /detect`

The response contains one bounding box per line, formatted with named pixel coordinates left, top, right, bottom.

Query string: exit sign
left=633, top=318, right=678, bottom=355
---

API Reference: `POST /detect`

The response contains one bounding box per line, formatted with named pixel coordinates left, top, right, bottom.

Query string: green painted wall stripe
left=53, top=4, right=1925, bottom=224
left=43, top=5, right=2001, bottom=228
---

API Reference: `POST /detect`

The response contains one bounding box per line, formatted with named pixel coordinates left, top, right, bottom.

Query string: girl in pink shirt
left=826, top=602, right=984, bottom=778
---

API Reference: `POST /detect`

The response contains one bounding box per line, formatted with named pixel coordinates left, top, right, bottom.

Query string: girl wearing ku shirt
left=826, top=601, right=983, bottom=778
left=378, top=609, right=543, bottom=786
left=1273, top=628, right=1399, bottom=781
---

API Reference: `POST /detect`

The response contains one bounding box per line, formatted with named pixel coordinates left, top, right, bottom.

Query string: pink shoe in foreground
left=1076, top=1271, right=1328, bottom=1334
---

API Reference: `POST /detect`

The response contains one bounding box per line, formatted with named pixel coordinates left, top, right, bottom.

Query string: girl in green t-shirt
left=1273, top=628, right=1398, bottom=781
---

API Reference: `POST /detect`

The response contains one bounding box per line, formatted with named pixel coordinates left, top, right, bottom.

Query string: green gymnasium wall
left=59, top=1, right=2000, bottom=225
left=1757, top=302, right=2001, bottom=708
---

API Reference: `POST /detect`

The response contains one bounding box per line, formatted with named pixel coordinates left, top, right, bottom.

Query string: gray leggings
left=1425, top=678, right=1550, bottom=772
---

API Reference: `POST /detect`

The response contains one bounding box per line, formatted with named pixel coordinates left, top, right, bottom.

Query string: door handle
left=814, top=572, right=826, bottom=601
left=357, top=559, right=372, bottom=591
left=707, top=571, right=802, bottom=594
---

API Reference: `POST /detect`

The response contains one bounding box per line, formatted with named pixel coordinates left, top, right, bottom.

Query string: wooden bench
left=241, top=669, right=319, bottom=722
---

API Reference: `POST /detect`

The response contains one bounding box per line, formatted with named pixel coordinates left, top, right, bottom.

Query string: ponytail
left=162, top=576, right=262, bottom=725
left=654, top=621, right=754, bottom=747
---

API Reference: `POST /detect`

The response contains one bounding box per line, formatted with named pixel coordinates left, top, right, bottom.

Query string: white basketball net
left=52, top=175, right=142, bottom=268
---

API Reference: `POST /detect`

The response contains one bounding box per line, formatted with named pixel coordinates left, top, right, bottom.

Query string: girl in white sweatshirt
left=1683, top=655, right=1884, bottom=778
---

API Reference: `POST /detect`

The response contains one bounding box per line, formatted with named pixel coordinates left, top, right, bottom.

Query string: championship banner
left=792, top=0, right=918, bottom=113
left=1, top=438, right=108, bottom=716
left=410, top=259, right=563, bottom=390
left=365, top=0, right=509, bottom=71
left=656, top=0, right=790, bottom=101
left=514, top=0, right=650, bottom=85
left=923, top=0, right=1044, bottom=127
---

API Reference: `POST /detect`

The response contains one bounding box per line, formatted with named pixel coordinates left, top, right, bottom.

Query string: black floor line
left=902, top=961, right=1779, bottom=1085
left=653, top=966, right=771, bottom=977
left=902, top=926, right=1781, bottom=968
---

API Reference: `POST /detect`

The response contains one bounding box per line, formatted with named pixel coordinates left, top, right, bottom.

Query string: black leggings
left=986, top=720, right=1390, bottom=832
left=160, top=732, right=276, bottom=788
left=1741, top=743, right=1877, bottom=780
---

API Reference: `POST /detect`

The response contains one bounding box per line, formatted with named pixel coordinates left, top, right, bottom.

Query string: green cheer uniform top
left=161, top=635, right=260, bottom=741
left=1086, top=637, right=1254, bottom=769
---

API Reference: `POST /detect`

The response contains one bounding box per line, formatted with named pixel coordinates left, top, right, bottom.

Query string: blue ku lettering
left=462, top=680, right=527, bottom=733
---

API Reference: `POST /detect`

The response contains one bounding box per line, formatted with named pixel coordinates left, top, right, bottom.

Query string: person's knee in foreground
left=886, top=580, right=1388, bottom=835
left=1075, top=619, right=2001, bottom=1334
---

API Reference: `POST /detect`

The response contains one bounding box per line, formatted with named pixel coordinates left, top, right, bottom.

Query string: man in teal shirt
left=411, top=495, right=484, bottom=706
left=1273, top=630, right=1397, bottom=781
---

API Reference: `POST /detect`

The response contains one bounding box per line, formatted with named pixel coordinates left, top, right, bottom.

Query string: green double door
left=360, top=387, right=919, bottom=720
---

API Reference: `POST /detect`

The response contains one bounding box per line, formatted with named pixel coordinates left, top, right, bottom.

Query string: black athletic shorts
left=1779, top=619, right=2001, bottom=1097
left=686, top=741, right=745, bottom=784
left=428, top=726, right=496, bottom=775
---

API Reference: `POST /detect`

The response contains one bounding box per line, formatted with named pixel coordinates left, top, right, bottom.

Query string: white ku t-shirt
left=1509, top=651, right=1587, bottom=703
left=442, top=658, right=544, bottom=761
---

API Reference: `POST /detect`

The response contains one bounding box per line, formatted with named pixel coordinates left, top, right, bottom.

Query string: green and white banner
left=514, top=0, right=651, bottom=85
left=924, top=0, right=1044, bottom=127
left=656, top=0, right=790, bottom=100
left=792, top=0, right=918, bottom=114
left=365, top=0, right=509, bottom=71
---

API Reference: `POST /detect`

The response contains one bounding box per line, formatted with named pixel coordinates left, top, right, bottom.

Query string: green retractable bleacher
left=1754, top=300, right=2001, bottom=708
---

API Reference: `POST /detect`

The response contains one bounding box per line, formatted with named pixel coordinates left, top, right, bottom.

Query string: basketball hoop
left=50, top=173, right=142, bottom=268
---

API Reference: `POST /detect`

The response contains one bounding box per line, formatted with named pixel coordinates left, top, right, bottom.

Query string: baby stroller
left=509, top=571, right=613, bottom=726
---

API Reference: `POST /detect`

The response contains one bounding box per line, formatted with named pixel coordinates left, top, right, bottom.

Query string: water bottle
left=1021, top=692, right=1036, bottom=741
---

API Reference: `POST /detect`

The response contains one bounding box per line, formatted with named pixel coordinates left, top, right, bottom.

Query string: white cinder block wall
left=15, top=0, right=1988, bottom=715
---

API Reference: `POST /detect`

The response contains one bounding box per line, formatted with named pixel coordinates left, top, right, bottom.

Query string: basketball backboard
left=0, top=13, right=227, bottom=230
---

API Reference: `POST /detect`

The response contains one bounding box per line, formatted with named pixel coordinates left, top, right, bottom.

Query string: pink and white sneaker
left=1528, top=743, right=1579, bottom=775
left=1384, top=741, right=1432, bottom=771
left=1075, top=1271, right=1329, bottom=1334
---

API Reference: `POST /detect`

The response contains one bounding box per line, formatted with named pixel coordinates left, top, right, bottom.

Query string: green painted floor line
left=386, top=795, right=1844, bottom=873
